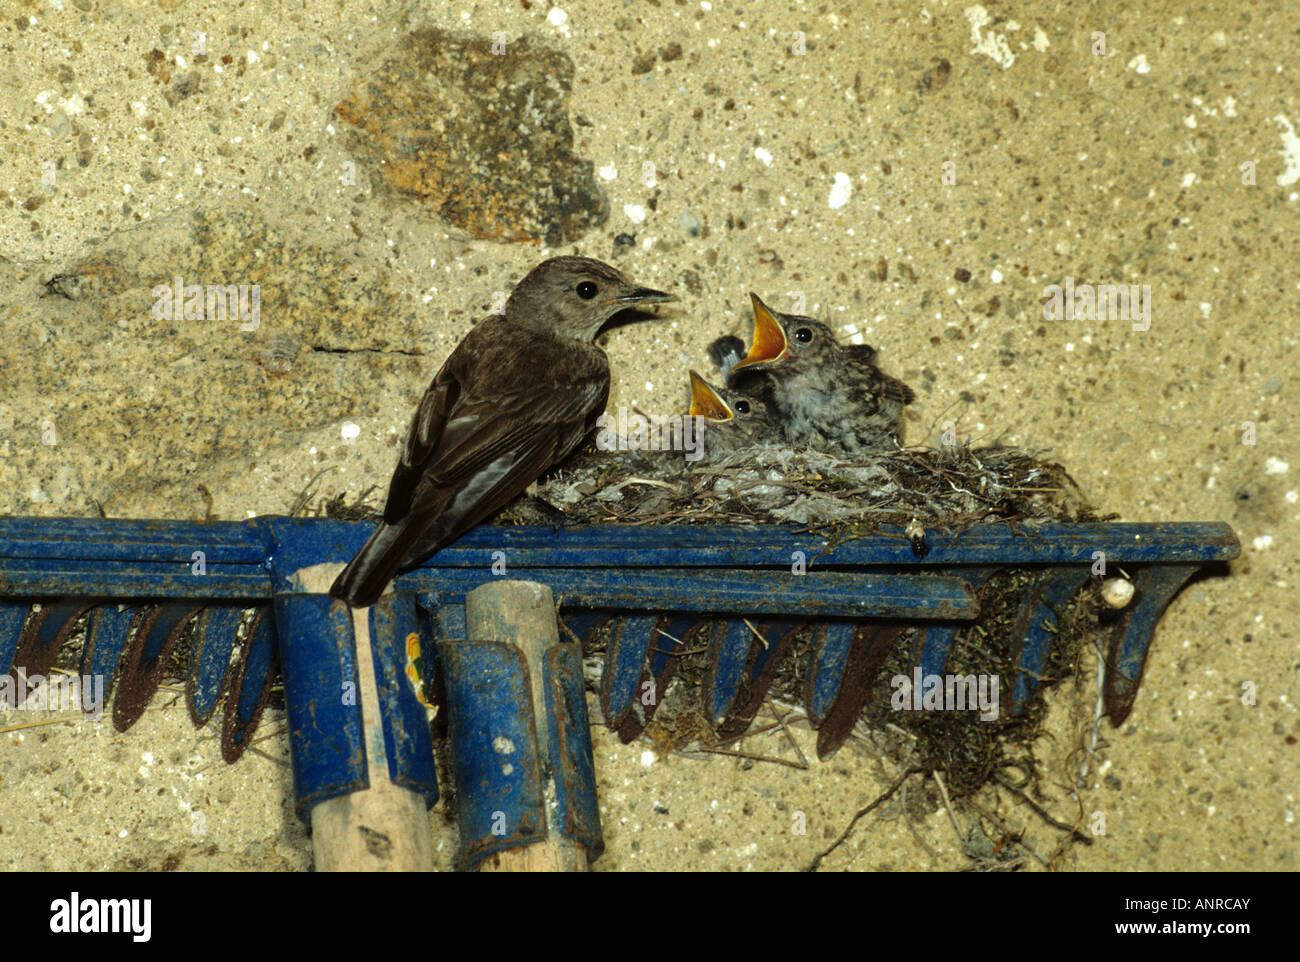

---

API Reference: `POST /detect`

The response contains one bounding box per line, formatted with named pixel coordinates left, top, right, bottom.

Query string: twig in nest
left=932, top=770, right=967, bottom=842
left=742, top=619, right=770, bottom=650
left=652, top=628, right=686, bottom=646
left=765, top=697, right=809, bottom=769
left=557, top=616, right=584, bottom=647
left=960, top=794, right=1050, bottom=869
left=686, top=744, right=809, bottom=770
left=287, top=467, right=337, bottom=517
left=992, top=771, right=1092, bottom=845
left=807, top=766, right=925, bottom=871
left=0, top=717, right=81, bottom=734
left=1080, top=635, right=1108, bottom=784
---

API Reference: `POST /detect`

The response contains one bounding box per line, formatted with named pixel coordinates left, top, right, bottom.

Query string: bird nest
left=324, top=443, right=1116, bottom=867
left=514, top=440, right=1101, bottom=530
left=523, top=444, right=1114, bottom=866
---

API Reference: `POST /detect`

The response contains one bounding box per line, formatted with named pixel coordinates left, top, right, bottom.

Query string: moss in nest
left=525, top=442, right=1094, bottom=529
left=319, top=486, right=382, bottom=522
left=589, top=566, right=1105, bottom=813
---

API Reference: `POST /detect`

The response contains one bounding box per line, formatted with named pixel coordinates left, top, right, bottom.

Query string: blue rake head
left=0, top=516, right=1239, bottom=806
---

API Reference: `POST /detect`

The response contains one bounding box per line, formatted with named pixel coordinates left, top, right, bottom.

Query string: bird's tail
left=329, top=521, right=411, bottom=608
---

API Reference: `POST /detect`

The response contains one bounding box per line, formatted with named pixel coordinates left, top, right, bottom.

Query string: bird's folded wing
left=384, top=364, right=460, bottom=523
left=881, top=374, right=916, bottom=406
left=393, top=372, right=610, bottom=565
left=426, top=375, right=607, bottom=489
left=385, top=347, right=608, bottom=522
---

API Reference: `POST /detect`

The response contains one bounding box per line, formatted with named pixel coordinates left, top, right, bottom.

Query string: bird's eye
left=794, top=327, right=813, bottom=343
left=577, top=281, right=599, bottom=299
left=734, top=400, right=750, bottom=414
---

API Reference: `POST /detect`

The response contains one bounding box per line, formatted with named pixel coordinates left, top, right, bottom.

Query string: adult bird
left=330, top=256, right=672, bottom=607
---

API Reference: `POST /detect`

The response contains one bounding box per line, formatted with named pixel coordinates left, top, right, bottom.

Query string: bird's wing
left=419, top=374, right=607, bottom=495
left=880, top=373, right=916, bottom=406
left=383, top=362, right=461, bottom=523
left=395, top=359, right=609, bottom=565
left=382, top=320, right=608, bottom=518
left=422, top=327, right=606, bottom=472
left=844, top=352, right=917, bottom=409
left=844, top=343, right=879, bottom=364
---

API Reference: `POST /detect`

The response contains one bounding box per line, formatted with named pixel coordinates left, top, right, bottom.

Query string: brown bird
left=687, top=370, right=784, bottom=459
left=726, top=293, right=915, bottom=457
left=330, top=256, right=673, bottom=607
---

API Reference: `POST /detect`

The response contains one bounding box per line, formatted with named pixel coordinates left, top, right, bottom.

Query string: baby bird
left=687, top=370, right=784, bottom=461
left=723, top=293, right=915, bottom=458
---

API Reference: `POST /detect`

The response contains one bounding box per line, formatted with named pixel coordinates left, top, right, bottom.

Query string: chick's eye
left=576, top=281, right=599, bottom=299
left=734, top=400, right=750, bottom=414
left=794, top=327, right=813, bottom=343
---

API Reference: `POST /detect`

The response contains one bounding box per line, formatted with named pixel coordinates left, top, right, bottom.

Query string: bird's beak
left=687, top=370, right=733, bottom=422
left=615, top=286, right=675, bottom=304
left=733, top=293, right=789, bottom=369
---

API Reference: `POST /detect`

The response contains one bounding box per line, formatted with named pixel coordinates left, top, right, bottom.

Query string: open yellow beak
left=733, top=293, right=789, bottom=370
left=688, top=370, right=733, bottom=422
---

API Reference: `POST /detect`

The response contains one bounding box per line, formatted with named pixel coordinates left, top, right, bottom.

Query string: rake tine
left=1104, top=565, right=1200, bottom=725
left=911, top=624, right=959, bottom=682
left=82, top=602, right=135, bottom=708
left=805, top=620, right=857, bottom=728
left=221, top=604, right=279, bottom=763
left=11, top=598, right=94, bottom=682
left=187, top=604, right=244, bottom=726
left=0, top=602, right=27, bottom=676
left=1008, top=569, right=1091, bottom=713
left=601, top=614, right=659, bottom=732
left=716, top=620, right=800, bottom=741
left=703, top=619, right=757, bottom=726
left=816, top=622, right=904, bottom=760
left=905, top=567, right=1000, bottom=682
left=112, top=602, right=202, bottom=732
left=614, top=614, right=700, bottom=743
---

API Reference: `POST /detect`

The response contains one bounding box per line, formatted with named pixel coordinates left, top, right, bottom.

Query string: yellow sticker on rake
left=404, top=632, right=435, bottom=711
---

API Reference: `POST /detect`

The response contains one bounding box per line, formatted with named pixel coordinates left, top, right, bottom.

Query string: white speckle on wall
left=1273, top=115, right=1300, bottom=186
left=828, top=172, right=852, bottom=209
left=966, top=6, right=1015, bottom=69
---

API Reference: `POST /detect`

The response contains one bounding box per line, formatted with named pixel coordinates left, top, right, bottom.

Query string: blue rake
left=0, top=517, right=1238, bottom=838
